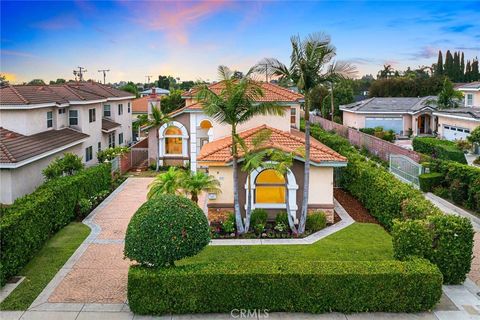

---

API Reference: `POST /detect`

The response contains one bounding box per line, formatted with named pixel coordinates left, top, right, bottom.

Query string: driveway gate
left=389, top=154, right=423, bottom=187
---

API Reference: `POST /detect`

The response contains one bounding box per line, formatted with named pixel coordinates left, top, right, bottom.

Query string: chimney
left=151, top=87, right=156, bottom=97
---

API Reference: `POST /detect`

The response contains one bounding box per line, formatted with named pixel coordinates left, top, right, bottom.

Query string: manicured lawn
left=0, top=222, right=90, bottom=310
left=179, top=223, right=393, bottom=265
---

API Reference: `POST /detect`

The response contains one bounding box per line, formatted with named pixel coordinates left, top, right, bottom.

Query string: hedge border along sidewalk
left=0, top=163, right=111, bottom=286
left=128, top=259, right=443, bottom=315
left=412, top=136, right=467, bottom=164
left=307, top=123, right=474, bottom=284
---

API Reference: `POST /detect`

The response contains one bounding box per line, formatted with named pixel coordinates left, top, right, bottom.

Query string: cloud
left=443, top=23, right=474, bottom=33
left=0, top=49, right=36, bottom=58
left=455, top=46, right=480, bottom=51
left=409, top=46, right=438, bottom=59
left=33, top=15, right=81, bottom=30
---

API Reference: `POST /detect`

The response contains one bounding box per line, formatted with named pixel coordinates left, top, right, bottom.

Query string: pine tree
left=436, top=50, right=443, bottom=75
left=460, top=52, right=465, bottom=82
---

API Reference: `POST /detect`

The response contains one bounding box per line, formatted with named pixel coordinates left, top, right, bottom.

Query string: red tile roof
left=182, top=81, right=304, bottom=102
left=198, top=125, right=347, bottom=165
left=0, top=82, right=133, bottom=106
left=132, top=96, right=163, bottom=113
left=168, top=101, right=203, bottom=116
left=0, top=127, right=89, bottom=164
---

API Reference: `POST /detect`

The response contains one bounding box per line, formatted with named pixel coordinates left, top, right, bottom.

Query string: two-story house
left=0, top=81, right=134, bottom=204
left=146, top=81, right=347, bottom=223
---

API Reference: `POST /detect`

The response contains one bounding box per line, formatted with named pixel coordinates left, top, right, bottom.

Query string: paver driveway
left=46, top=178, right=153, bottom=304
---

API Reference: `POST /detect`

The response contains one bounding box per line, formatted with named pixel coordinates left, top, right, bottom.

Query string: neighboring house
left=433, top=82, right=480, bottom=140
left=132, top=88, right=162, bottom=119
left=0, top=81, right=134, bottom=204
left=139, top=87, right=170, bottom=97
left=340, top=97, right=437, bottom=136
left=146, top=81, right=347, bottom=223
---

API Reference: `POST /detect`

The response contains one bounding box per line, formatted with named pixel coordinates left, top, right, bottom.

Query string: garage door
left=365, top=117, right=403, bottom=134
left=443, top=125, right=470, bottom=141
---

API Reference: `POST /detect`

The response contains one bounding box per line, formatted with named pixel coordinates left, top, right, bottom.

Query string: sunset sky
left=1, top=0, right=479, bottom=84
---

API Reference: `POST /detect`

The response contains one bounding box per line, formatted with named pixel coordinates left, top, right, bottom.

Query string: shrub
left=77, top=198, right=93, bottom=219
left=124, top=195, right=210, bottom=267
left=392, top=220, right=432, bottom=260
left=359, top=128, right=375, bottom=135
left=306, top=211, right=327, bottom=232
left=42, top=153, right=84, bottom=180
left=412, top=137, right=467, bottom=164
left=250, top=209, right=268, bottom=228
left=97, top=146, right=130, bottom=163
left=128, top=259, right=442, bottom=315
left=275, top=211, right=289, bottom=227
left=0, top=164, right=111, bottom=286
left=221, top=212, right=235, bottom=234
left=456, top=139, right=472, bottom=152
left=433, top=186, right=450, bottom=199
left=419, top=172, right=444, bottom=192
left=474, top=156, right=480, bottom=165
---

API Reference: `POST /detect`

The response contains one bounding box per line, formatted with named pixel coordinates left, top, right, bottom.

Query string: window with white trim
left=108, top=132, right=115, bottom=148
left=103, top=105, right=111, bottom=117
left=47, top=111, right=53, bottom=128
left=467, top=94, right=474, bottom=106
left=69, top=110, right=78, bottom=126
left=118, top=104, right=123, bottom=115
left=98, top=142, right=101, bottom=152
left=255, top=169, right=285, bottom=204
left=58, top=108, right=66, bottom=114
left=290, top=107, right=296, bottom=125
left=119, top=133, right=124, bottom=145
left=89, top=108, right=96, bottom=123
left=85, top=146, right=93, bottom=162
left=127, top=102, right=131, bottom=113
left=164, top=126, right=183, bottom=155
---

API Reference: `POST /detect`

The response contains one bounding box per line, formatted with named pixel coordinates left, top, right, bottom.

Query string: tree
left=120, top=81, right=139, bottom=98
left=178, top=81, right=195, bottom=91
left=321, top=80, right=354, bottom=119
left=161, top=89, right=185, bottom=114
left=254, top=32, right=355, bottom=234
left=436, top=50, right=443, bottom=76
left=0, top=74, right=8, bottom=87
left=233, top=71, right=244, bottom=79
left=460, top=52, right=465, bottom=82
left=42, top=153, right=84, bottom=180
left=181, top=171, right=221, bottom=204
left=147, top=167, right=183, bottom=199
left=377, top=64, right=394, bottom=79
left=50, top=78, right=66, bottom=85
left=445, top=50, right=454, bottom=79
left=149, top=105, right=170, bottom=171
left=28, top=79, right=45, bottom=85
left=467, top=127, right=480, bottom=145
left=196, top=65, right=285, bottom=234
left=157, top=75, right=170, bottom=89
left=133, top=114, right=149, bottom=140
left=432, top=78, right=463, bottom=109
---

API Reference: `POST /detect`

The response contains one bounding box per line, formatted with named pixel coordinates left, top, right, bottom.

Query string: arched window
left=255, top=169, right=285, bottom=204
left=164, top=126, right=183, bottom=155
left=200, top=120, right=212, bottom=129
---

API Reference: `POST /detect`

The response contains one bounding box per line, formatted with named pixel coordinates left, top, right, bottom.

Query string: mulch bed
left=334, top=188, right=379, bottom=224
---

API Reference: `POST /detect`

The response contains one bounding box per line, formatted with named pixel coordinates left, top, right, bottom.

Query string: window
left=290, top=107, right=296, bottom=125
left=127, top=102, right=131, bottom=113
left=119, top=133, right=124, bottom=145
left=89, top=108, right=96, bottom=123
left=85, top=146, right=93, bottom=162
left=118, top=104, right=123, bottom=115
left=98, top=142, right=101, bottom=152
left=255, top=169, right=285, bottom=204
left=200, top=120, right=212, bottom=129
left=58, top=108, right=66, bottom=114
left=164, top=126, right=183, bottom=155
left=467, top=94, right=474, bottom=106
left=103, top=105, right=111, bottom=117
left=108, top=132, right=115, bottom=148
left=69, top=110, right=78, bottom=126
left=47, top=111, right=53, bottom=128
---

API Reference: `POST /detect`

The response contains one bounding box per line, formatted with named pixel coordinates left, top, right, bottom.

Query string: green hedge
left=412, top=137, right=467, bottom=164
left=419, top=172, right=444, bottom=192
left=128, top=259, right=442, bottom=315
left=392, top=215, right=474, bottom=284
left=0, top=164, right=111, bottom=286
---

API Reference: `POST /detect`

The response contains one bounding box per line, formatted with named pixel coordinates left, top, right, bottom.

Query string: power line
left=73, top=67, right=87, bottom=81
left=98, top=69, right=110, bottom=84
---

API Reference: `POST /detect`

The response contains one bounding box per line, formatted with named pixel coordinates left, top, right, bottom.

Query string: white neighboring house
left=139, top=87, right=170, bottom=97
left=0, top=81, right=134, bottom=204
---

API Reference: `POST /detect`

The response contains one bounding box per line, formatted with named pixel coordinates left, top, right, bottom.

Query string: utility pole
left=98, top=69, right=110, bottom=84
left=145, top=75, right=152, bottom=84
left=73, top=67, right=87, bottom=81
left=330, top=82, right=335, bottom=121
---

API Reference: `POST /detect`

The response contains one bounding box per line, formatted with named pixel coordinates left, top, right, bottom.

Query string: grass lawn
left=179, top=223, right=393, bottom=265
left=0, top=222, right=90, bottom=311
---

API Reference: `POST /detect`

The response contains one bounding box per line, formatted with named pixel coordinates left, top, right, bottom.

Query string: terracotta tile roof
left=0, top=82, right=133, bottom=106
left=102, top=118, right=121, bottom=132
left=182, top=81, right=304, bottom=102
left=168, top=101, right=203, bottom=116
left=132, top=96, right=163, bottom=113
left=198, top=125, right=347, bottom=165
left=0, top=127, right=89, bottom=164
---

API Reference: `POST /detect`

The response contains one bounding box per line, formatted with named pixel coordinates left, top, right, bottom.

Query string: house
left=132, top=88, right=162, bottom=118
left=0, top=81, right=134, bottom=204
left=433, top=82, right=480, bottom=140
left=340, top=97, right=437, bottom=136
left=146, top=81, right=347, bottom=223
left=139, top=87, right=170, bottom=97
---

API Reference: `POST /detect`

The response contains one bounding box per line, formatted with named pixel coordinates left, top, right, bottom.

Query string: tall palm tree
left=181, top=171, right=221, bottom=204
left=254, top=32, right=355, bottom=233
left=196, top=66, right=285, bottom=234
left=149, top=104, right=170, bottom=171
left=147, top=166, right=182, bottom=199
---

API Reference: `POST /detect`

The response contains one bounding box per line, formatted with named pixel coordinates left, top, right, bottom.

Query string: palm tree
left=147, top=167, right=182, bottom=199
left=133, top=114, right=149, bottom=141
left=378, top=64, right=394, bottom=79
left=254, top=32, right=355, bottom=233
left=181, top=171, right=221, bottom=204
left=196, top=66, right=285, bottom=234
left=149, top=104, right=170, bottom=171
left=238, top=129, right=272, bottom=232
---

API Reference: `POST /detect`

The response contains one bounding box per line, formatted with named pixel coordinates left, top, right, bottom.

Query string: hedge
left=128, top=259, right=442, bottom=315
left=412, top=137, right=467, bottom=164
left=0, top=164, right=111, bottom=286
left=392, top=215, right=474, bottom=284
left=419, top=172, right=444, bottom=192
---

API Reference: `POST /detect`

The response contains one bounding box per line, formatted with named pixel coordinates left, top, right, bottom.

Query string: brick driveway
left=47, top=178, right=153, bottom=304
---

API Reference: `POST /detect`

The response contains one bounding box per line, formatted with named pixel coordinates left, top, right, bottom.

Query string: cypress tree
left=472, top=58, right=479, bottom=81
left=436, top=50, right=443, bottom=75
left=453, top=51, right=460, bottom=82
left=460, top=52, right=465, bottom=82
left=465, top=61, right=472, bottom=82
left=445, top=50, right=453, bottom=79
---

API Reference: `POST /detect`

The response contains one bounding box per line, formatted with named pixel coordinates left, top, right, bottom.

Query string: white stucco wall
left=0, top=108, right=56, bottom=135
left=308, top=167, right=334, bottom=205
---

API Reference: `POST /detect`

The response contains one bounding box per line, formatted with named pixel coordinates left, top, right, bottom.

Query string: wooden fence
left=310, top=115, right=421, bottom=163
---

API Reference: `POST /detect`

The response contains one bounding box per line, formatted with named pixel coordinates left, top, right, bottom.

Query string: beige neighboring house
left=146, top=81, right=347, bottom=223
left=0, top=81, right=134, bottom=204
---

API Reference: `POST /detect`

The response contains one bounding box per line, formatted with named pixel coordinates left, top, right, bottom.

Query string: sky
left=1, top=0, right=479, bottom=84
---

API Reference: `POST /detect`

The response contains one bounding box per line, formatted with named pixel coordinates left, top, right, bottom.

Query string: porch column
left=190, top=113, right=197, bottom=172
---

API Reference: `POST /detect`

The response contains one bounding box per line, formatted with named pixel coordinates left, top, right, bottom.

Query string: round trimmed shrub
left=124, top=194, right=210, bottom=267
